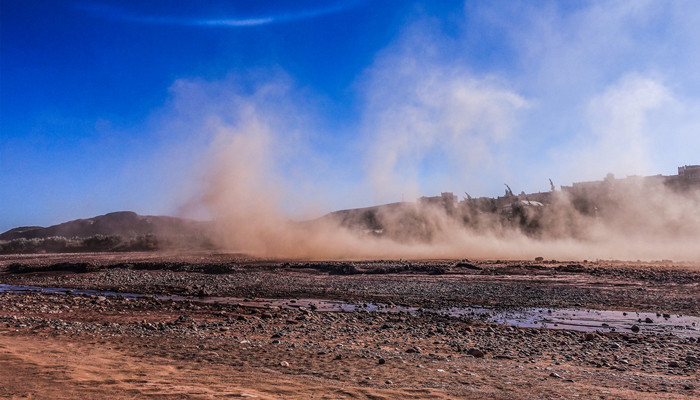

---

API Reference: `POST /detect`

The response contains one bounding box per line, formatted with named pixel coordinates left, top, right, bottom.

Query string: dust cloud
left=194, top=82, right=700, bottom=261
left=202, top=141, right=700, bottom=262
left=182, top=5, right=700, bottom=262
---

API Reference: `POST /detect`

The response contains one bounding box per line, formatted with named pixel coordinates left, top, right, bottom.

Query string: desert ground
left=0, top=252, right=698, bottom=399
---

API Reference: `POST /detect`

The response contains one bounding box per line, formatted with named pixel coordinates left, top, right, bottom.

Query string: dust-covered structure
left=560, top=165, right=700, bottom=216
left=329, top=165, right=700, bottom=241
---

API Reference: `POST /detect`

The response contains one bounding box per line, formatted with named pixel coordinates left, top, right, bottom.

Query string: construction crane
left=504, top=184, right=514, bottom=197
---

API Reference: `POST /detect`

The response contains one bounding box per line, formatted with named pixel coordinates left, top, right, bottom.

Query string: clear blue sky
left=2, top=0, right=700, bottom=232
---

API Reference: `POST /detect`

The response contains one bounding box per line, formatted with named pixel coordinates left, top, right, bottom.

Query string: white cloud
left=360, top=24, right=528, bottom=203
left=489, top=0, right=700, bottom=184
left=561, top=74, right=674, bottom=179
left=79, top=2, right=362, bottom=28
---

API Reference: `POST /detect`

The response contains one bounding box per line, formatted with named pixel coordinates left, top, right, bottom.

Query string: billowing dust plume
left=194, top=89, right=700, bottom=261
left=180, top=26, right=700, bottom=262
left=203, top=146, right=700, bottom=261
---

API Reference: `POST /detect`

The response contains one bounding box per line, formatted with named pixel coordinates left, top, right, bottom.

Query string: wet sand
left=0, top=252, right=698, bottom=399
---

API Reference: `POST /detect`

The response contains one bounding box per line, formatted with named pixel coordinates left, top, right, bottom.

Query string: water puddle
left=1, top=284, right=698, bottom=338
left=0, top=283, right=189, bottom=301
left=443, top=307, right=699, bottom=338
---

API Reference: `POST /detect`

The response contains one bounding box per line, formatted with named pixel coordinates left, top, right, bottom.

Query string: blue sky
left=2, top=0, right=700, bottom=232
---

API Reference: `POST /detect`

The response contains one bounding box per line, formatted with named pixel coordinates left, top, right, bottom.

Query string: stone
left=406, top=347, right=421, bottom=354
left=630, top=325, right=640, bottom=333
left=468, top=348, right=485, bottom=358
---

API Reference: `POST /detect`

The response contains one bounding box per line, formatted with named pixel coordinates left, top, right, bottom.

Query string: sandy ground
left=0, top=252, right=698, bottom=399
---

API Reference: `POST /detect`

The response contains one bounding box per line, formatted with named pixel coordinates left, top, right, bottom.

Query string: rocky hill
left=0, top=211, right=210, bottom=241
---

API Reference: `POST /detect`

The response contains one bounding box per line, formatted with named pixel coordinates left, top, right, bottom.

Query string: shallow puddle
left=1, top=283, right=698, bottom=338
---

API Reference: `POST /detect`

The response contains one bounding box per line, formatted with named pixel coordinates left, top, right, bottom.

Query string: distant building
left=419, top=192, right=458, bottom=210
left=668, top=165, right=700, bottom=189
left=679, top=165, right=700, bottom=178
left=562, top=165, right=700, bottom=194
left=419, top=165, right=699, bottom=218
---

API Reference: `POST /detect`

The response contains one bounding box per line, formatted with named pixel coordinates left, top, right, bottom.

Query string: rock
left=584, top=333, right=595, bottom=341
left=668, top=361, right=680, bottom=368
left=549, top=372, right=563, bottom=379
left=406, top=347, right=421, bottom=354
left=378, top=358, right=386, bottom=365
left=279, top=361, right=289, bottom=367
left=535, top=257, right=544, bottom=262
left=631, top=325, right=640, bottom=333
left=644, top=317, right=653, bottom=323
left=455, top=261, right=482, bottom=270
left=467, top=348, right=485, bottom=358
left=385, top=380, right=393, bottom=385
left=495, top=355, right=513, bottom=360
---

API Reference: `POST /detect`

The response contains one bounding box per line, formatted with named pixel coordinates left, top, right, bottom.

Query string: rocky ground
left=0, top=252, right=698, bottom=399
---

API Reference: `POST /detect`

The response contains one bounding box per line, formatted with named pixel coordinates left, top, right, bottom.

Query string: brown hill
left=0, top=211, right=211, bottom=241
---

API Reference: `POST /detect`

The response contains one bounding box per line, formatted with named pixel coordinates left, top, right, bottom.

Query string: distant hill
left=323, top=202, right=408, bottom=233
left=0, top=211, right=211, bottom=241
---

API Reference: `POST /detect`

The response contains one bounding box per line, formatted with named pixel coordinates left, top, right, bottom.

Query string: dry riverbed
left=0, top=252, right=698, bottom=399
